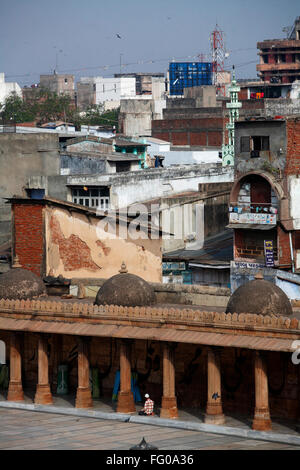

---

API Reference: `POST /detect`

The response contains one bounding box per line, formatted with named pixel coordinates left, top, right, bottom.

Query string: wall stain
left=50, top=214, right=101, bottom=271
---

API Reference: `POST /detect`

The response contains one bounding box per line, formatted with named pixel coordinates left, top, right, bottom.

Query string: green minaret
left=222, top=66, right=242, bottom=166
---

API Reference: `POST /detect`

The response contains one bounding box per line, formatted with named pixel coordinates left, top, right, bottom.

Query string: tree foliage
left=0, top=92, right=36, bottom=123
left=80, top=105, right=119, bottom=130
left=0, top=90, right=119, bottom=130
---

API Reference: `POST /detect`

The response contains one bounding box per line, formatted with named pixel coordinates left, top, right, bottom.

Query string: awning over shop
left=226, top=224, right=276, bottom=230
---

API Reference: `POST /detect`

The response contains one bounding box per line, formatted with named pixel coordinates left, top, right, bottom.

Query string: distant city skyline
left=1, top=0, right=299, bottom=87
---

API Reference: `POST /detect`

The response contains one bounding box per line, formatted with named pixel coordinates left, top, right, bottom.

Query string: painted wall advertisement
left=229, top=212, right=276, bottom=224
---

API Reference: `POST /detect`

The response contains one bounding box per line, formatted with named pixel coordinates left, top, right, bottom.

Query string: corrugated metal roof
left=0, top=317, right=294, bottom=352
left=164, top=230, right=233, bottom=264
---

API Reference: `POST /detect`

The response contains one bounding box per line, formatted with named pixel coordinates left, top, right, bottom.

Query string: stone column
left=7, top=332, right=24, bottom=402
left=35, top=335, right=53, bottom=405
left=204, top=347, right=225, bottom=424
left=252, top=351, right=272, bottom=431
left=117, top=340, right=135, bottom=413
left=161, top=342, right=178, bottom=419
left=75, top=337, right=93, bottom=408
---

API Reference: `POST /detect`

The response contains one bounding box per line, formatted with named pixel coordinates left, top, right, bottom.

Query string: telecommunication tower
left=210, top=24, right=226, bottom=96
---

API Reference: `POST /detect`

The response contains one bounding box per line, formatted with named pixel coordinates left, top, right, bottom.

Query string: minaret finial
left=119, top=261, right=128, bottom=274
left=12, top=255, right=22, bottom=269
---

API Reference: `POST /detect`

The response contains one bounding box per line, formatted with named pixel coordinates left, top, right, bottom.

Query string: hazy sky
left=1, top=0, right=299, bottom=86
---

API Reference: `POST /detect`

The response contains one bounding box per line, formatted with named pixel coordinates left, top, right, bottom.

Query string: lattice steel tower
left=210, top=24, right=226, bottom=96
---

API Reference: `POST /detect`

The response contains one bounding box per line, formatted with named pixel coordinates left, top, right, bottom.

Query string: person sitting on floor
left=138, top=393, right=154, bottom=416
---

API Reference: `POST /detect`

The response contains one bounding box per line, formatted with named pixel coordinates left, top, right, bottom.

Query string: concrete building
left=0, top=132, right=60, bottom=246
left=257, top=16, right=300, bottom=84
left=228, top=115, right=300, bottom=300
left=76, top=81, right=96, bottom=111
left=114, top=72, right=165, bottom=95
left=77, top=76, right=136, bottom=110
left=39, top=73, right=75, bottom=99
left=26, top=164, right=233, bottom=214
left=0, top=73, right=22, bottom=104
left=118, top=78, right=166, bottom=137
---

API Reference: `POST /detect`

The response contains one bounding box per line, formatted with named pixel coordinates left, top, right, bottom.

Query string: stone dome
left=95, top=262, right=156, bottom=307
left=0, top=258, right=46, bottom=300
left=226, top=273, right=292, bottom=317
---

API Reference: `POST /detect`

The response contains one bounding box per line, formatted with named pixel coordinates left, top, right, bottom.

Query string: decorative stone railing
left=0, top=298, right=299, bottom=332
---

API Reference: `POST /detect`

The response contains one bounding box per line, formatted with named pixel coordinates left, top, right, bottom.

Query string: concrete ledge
left=1, top=400, right=300, bottom=446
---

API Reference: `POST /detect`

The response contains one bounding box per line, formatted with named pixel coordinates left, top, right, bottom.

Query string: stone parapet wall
left=0, top=297, right=299, bottom=334
left=69, top=279, right=230, bottom=307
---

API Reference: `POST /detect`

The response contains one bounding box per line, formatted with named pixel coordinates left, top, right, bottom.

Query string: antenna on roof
left=282, top=26, right=293, bottom=38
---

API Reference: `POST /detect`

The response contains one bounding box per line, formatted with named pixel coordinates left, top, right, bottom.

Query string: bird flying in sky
left=116, top=34, right=122, bottom=39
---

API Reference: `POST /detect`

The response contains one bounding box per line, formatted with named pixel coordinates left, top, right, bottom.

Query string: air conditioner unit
left=251, top=150, right=260, bottom=158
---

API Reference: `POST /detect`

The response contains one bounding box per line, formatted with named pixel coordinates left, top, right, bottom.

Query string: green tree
left=80, top=105, right=119, bottom=130
left=37, top=88, right=74, bottom=124
left=0, top=92, right=36, bottom=123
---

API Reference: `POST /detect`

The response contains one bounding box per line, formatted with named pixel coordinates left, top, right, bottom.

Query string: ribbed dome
left=95, top=263, right=156, bottom=307
left=226, top=273, right=292, bottom=317
left=0, top=264, right=46, bottom=300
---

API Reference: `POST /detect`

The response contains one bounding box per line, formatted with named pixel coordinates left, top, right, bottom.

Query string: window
left=252, top=136, right=269, bottom=151
left=64, top=78, right=68, bottom=84
left=72, top=187, right=110, bottom=209
left=240, top=136, right=250, bottom=152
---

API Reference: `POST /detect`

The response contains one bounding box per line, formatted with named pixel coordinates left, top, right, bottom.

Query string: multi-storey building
left=257, top=16, right=300, bottom=84
left=39, top=72, right=75, bottom=100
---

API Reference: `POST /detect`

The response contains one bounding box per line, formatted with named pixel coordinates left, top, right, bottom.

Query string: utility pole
left=120, top=53, right=123, bottom=74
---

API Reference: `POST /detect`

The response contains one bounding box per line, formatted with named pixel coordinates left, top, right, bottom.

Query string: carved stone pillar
left=160, top=342, right=178, bottom=419
left=117, top=340, right=135, bottom=413
left=252, top=351, right=272, bottom=431
left=204, top=347, right=225, bottom=424
left=75, top=337, right=93, bottom=408
left=35, top=335, right=53, bottom=405
left=7, top=332, right=24, bottom=402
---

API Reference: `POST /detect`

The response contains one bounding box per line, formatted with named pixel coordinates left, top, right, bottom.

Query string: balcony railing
left=229, top=203, right=277, bottom=225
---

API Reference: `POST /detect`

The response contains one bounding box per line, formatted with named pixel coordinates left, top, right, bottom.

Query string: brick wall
left=171, top=132, right=189, bottom=146
left=13, top=203, right=44, bottom=277
left=152, top=117, right=224, bottom=148
left=234, top=228, right=278, bottom=262
left=190, top=132, right=207, bottom=146
left=285, top=119, right=300, bottom=176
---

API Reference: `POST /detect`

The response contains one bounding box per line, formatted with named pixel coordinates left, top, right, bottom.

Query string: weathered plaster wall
left=289, top=176, right=300, bottom=230
left=45, top=206, right=162, bottom=282
left=69, top=278, right=230, bottom=307
left=67, top=164, right=234, bottom=210
left=234, top=121, right=286, bottom=175
left=0, top=133, right=60, bottom=245
left=60, top=153, right=107, bottom=176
